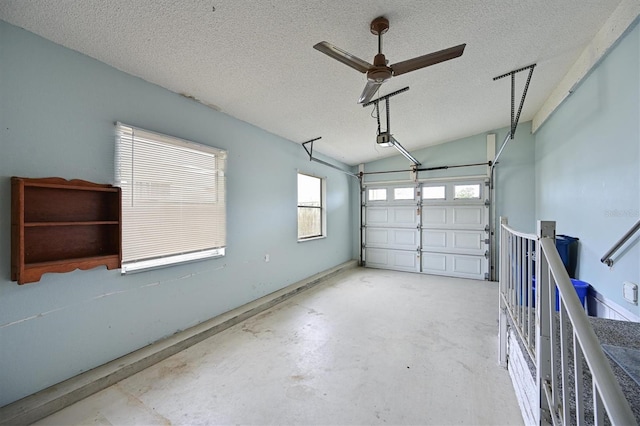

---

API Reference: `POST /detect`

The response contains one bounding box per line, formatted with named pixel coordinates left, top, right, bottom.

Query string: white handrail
left=540, top=238, right=636, bottom=425
left=499, top=217, right=636, bottom=425
left=500, top=222, right=536, bottom=240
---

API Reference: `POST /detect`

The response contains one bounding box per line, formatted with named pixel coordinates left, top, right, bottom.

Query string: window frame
left=367, top=188, right=388, bottom=202
left=422, top=185, right=447, bottom=200
left=453, top=183, right=482, bottom=200
left=297, top=172, right=327, bottom=242
left=393, top=187, right=415, bottom=201
left=115, top=122, right=226, bottom=273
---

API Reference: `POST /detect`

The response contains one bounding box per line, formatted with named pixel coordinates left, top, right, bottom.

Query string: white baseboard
left=588, top=289, right=640, bottom=322
left=0, top=260, right=358, bottom=426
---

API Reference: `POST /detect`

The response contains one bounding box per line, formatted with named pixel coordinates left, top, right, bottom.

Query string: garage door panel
left=366, top=228, right=418, bottom=250
left=366, top=208, right=389, bottom=225
left=422, top=229, right=485, bottom=255
left=366, top=248, right=388, bottom=265
left=452, top=206, right=484, bottom=227
left=367, top=206, right=417, bottom=228
left=452, top=255, right=483, bottom=276
left=392, top=208, right=418, bottom=227
left=394, top=229, right=418, bottom=246
left=365, top=248, right=419, bottom=272
left=422, top=205, right=486, bottom=230
left=393, top=208, right=418, bottom=225
left=422, top=207, right=447, bottom=226
left=394, top=251, right=419, bottom=269
left=421, top=252, right=487, bottom=279
left=422, top=253, right=447, bottom=272
left=366, top=228, right=389, bottom=245
left=422, top=230, right=447, bottom=250
left=452, top=231, right=484, bottom=253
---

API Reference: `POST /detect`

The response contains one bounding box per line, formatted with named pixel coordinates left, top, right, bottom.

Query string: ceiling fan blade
left=314, top=41, right=372, bottom=74
left=358, top=80, right=383, bottom=104
left=391, top=43, right=466, bottom=76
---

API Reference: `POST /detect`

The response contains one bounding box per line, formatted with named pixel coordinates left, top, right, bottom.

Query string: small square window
left=368, top=188, right=387, bottom=201
left=393, top=187, right=414, bottom=200
left=423, top=186, right=446, bottom=200
left=454, top=184, right=481, bottom=199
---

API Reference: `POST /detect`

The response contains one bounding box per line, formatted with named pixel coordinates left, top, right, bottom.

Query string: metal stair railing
left=498, top=217, right=537, bottom=366
left=537, top=221, right=635, bottom=425
left=499, top=218, right=636, bottom=425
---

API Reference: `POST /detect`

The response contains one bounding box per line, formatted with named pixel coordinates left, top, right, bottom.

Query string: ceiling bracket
left=300, top=137, right=359, bottom=179
left=302, top=137, right=322, bottom=161
left=493, top=64, right=536, bottom=139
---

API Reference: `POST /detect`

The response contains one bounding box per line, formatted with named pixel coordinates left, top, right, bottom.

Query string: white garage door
left=363, top=180, right=489, bottom=280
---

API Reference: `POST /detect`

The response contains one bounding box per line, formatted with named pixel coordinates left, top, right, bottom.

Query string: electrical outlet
left=623, top=281, right=638, bottom=304
left=264, top=254, right=270, bottom=263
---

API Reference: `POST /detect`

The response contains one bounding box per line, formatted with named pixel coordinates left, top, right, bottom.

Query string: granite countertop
left=589, top=317, right=640, bottom=423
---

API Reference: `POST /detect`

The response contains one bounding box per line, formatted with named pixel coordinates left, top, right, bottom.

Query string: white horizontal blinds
left=116, top=123, right=226, bottom=264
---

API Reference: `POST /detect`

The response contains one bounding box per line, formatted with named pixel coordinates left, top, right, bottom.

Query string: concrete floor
left=34, top=268, right=523, bottom=425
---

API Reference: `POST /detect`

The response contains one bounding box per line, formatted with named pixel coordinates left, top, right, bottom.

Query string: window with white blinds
left=115, top=123, right=226, bottom=273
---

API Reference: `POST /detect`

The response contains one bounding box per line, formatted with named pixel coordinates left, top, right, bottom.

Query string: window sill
left=297, top=235, right=326, bottom=243
left=121, top=247, right=225, bottom=274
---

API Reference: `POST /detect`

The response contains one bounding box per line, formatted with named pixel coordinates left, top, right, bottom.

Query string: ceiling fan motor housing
left=367, top=68, right=392, bottom=83
left=368, top=53, right=392, bottom=82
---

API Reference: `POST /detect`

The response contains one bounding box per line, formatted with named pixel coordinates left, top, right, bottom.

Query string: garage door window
left=393, top=187, right=414, bottom=200
left=454, top=184, right=481, bottom=199
left=423, top=186, right=446, bottom=200
left=368, top=188, right=387, bottom=201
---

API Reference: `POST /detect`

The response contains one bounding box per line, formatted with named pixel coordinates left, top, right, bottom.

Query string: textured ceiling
left=0, top=0, right=624, bottom=165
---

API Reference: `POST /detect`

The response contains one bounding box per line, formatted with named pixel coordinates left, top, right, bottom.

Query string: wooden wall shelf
left=11, top=177, right=122, bottom=284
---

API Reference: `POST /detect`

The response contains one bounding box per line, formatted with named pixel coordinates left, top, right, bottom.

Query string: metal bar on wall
left=301, top=138, right=359, bottom=178
left=600, top=218, right=640, bottom=266
left=360, top=161, right=491, bottom=176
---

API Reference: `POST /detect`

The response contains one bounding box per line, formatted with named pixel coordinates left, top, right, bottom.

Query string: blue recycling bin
left=532, top=277, right=589, bottom=311
left=556, top=235, right=579, bottom=278
left=525, top=235, right=578, bottom=279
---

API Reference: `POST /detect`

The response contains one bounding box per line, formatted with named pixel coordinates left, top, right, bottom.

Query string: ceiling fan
left=314, top=16, right=466, bottom=104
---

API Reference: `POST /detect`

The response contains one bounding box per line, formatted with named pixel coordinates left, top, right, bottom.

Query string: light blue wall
left=535, top=21, right=640, bottom=317
left=0, top=21, right=355, bottom=406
